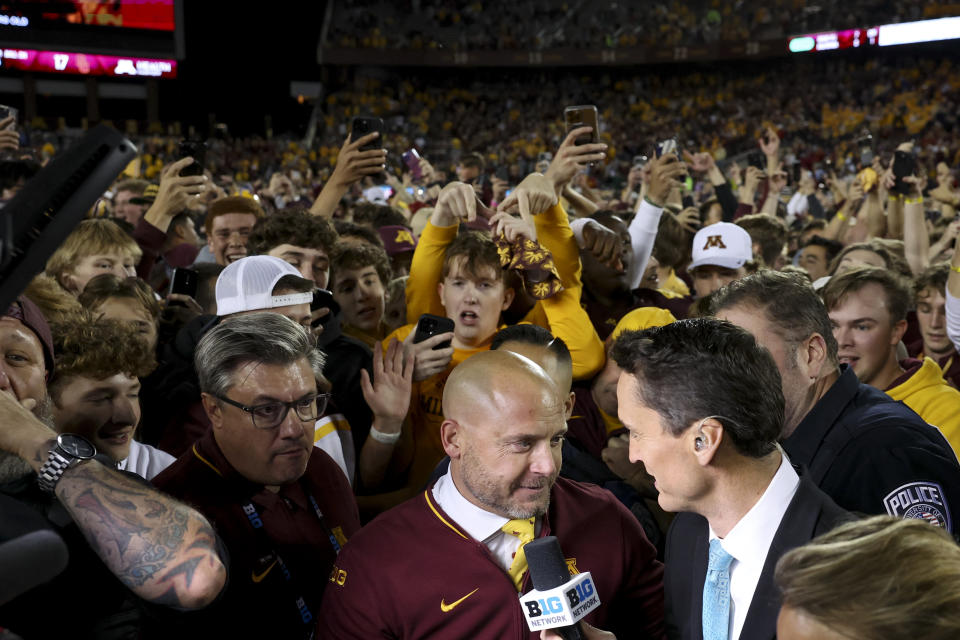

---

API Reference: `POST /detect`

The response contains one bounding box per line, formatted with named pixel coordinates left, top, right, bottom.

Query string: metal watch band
left=37, top=448, right=74, bottom=494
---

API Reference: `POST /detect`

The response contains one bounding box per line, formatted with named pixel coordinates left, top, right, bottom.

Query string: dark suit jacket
left=664, top=470, right=850, bottom=640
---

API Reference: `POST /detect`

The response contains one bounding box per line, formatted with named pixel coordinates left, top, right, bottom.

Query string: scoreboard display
left=17, top=0, right=176, bottom=31
left=0, top=0, right=183, bottom=60
left=788, top=28, right=879, bottom=53
left=789, top=16, right=960, bottom=54
left=0, top=47, right=176, bottom=78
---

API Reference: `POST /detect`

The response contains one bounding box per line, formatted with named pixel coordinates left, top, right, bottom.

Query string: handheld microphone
left=521, top=536, right=601, bottom=640
left=0, top=529, right=70, bottom=605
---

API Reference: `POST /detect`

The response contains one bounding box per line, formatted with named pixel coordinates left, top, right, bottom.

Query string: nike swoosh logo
left=441, top=588, right=479, bottom=612
left=251, top=560, right=277, bottom=583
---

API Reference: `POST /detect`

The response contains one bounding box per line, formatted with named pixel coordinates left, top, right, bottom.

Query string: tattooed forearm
left=56, top=460, right=226, bottom=609
left=73, top=487, right=144, bottom=556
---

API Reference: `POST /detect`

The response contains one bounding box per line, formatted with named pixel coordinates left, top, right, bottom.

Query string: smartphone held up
left=351, top=116, right=384, bottom=151
left=413, top=313, right=454, bottom=350
left=178, top=140, right=207, bottom=177
left=564, top=105, right=600, bottom=146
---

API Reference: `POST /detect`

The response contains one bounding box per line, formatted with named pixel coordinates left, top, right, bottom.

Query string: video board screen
left=789, top=17, right=960, bottom=54
left=0, top=0, right=182, bottom=58
left=0, top=47, right=176, bottom=77
left=13, top=0, right=176, bottom=31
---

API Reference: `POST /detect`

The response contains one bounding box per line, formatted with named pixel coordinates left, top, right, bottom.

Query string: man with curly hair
left=248, top=207, right=338, bottom=289
left=49, top=316, right=174, bottom=480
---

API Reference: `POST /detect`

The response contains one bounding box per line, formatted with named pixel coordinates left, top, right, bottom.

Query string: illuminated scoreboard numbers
left=790, top=17, right=960, bottom=54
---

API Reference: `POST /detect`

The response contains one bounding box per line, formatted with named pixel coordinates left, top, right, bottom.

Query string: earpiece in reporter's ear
left=695, top=437, right=705, bottom=451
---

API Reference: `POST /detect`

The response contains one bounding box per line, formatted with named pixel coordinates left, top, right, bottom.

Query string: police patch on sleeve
left=883, top=482, right=952, bottom=530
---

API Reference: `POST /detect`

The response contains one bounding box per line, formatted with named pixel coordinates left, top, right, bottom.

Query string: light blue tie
left=702, top=539, right=735, bottom=640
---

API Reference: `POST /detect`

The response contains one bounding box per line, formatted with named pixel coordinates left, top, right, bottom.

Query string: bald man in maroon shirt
left=320, top=351, right=664, bottom=639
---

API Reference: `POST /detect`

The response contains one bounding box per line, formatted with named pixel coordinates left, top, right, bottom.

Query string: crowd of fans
left=3, top=44, right=960, bottom=640
left=327, top=0, right=955, bottom=50
left=14, top=51, right=957, bottom=215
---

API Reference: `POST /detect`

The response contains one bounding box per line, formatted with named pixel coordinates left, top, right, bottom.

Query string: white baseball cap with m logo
left=689, top=222, right=753, bottom=270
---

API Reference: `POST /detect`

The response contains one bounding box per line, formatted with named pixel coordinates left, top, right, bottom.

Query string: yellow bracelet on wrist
left=836, top=212, right=847, bottom=222
left=888, top=194, right=902, bottom=201
left=904, top=196, right=924, bottom=205
left=951, top=265, right=960, bottom=274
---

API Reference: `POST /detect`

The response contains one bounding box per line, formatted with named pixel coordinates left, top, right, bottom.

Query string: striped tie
left=501, top=517, right=536, bottom=591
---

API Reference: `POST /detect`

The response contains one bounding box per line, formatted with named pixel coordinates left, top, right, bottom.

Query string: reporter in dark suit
left=611, top=318, right=849, bottom=640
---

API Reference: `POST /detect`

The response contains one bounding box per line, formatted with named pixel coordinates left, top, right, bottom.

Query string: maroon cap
left=4, top=296, right=55, bottom=379
left=378, top=225, right=418, bottom=257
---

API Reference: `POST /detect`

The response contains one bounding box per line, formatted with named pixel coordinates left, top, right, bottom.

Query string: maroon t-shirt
left=151, top=429, right=360, bottom=639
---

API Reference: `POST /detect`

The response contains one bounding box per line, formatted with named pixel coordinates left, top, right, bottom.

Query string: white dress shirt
left=708, top=451, right=800, bottom=640
left=432, top=469, right=541, bottom=572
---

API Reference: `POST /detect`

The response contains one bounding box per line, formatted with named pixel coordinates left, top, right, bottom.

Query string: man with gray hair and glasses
left=151, top=312, right=360, bottom=640
left=612, top=318, right=848, bottom=640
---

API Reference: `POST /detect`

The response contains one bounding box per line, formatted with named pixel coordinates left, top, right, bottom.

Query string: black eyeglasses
left=214, top=393, right=331, bottom=429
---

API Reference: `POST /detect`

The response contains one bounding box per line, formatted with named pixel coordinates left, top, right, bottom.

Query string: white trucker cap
left=216, top=255, right=314, bottom=316
left=689, top=222, right=753, bottom=271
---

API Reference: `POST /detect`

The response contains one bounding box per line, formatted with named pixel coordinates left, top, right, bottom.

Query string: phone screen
left=564, top=105, right=599, bottom=146
left=170, top=268, right=198, bottom=297
left=413, top=313, right=454, bottom=350
left=311, top=289, right=340, bottom=328
left=402, top=149, right=422, bottom=180
left=351, top=117, right=384, bottom=152
left=178, top=140, right=206, bottom=177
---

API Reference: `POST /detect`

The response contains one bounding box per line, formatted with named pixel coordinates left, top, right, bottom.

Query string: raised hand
left=674, top=206, right=701, bottom=234
left=544, top=126, right=608, bottom=194
left=402, top=330, right=455, bottom=381
left=582, top=219, right=623, bottom=271
left=329, top=132, right=387, bottom=188
left=645, top=153, right=687, bottom=207
left=497, top=173, right=557, bottom=218
left=432, top=181, right=494, bottom=227
left=682, top=150, right=715, bottom=174
left=758, top=125, right=780, bottom=158
left=489, top=211, right=537, bottom=243
left=360, top=339, right=414, bottom=429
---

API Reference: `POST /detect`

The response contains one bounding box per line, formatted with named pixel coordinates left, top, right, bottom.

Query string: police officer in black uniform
left=711, top=271, right=960, bottom=538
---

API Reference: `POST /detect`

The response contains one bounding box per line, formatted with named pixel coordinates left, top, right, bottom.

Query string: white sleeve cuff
left=946, top=288, right=960, bottom=353
left=569, top=217, right=588, bottom=248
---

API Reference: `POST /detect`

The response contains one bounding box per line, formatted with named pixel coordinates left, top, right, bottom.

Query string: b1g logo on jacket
left=884, top=481, right=952, bottom=529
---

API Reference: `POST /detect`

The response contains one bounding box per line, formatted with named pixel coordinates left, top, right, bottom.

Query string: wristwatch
left=37, top=434, right=97, bottom=494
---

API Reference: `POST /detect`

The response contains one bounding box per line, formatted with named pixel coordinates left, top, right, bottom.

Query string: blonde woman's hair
left=775, top=515, right=960, bottom=640
left=45, top=219, right=142, bottom=288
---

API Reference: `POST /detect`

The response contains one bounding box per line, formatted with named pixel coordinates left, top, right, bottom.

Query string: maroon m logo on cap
left=703, top=235, right=727, bottom=250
